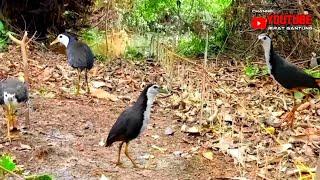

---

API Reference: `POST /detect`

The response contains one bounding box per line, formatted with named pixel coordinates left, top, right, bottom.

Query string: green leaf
left=304, top=69, right=320, bottom=78
left=244, top=64, right=260, bottom=78
left=0, top=21, right=4, bottom=31
left=25, top=174, right=53, bottom=180
left=0, top=155, right=16, bottom=172
left=294, top=91, right=305, bottom=100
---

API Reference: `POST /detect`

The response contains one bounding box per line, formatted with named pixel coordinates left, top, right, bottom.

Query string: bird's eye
left=154, top=86, right=159, bottom=89
left=59, top=35, right=63, bottom=38
left=263, top=37, right=267, bottom=40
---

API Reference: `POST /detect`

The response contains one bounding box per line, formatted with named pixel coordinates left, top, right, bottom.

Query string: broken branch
left=6, top=31, right=33, bottom=87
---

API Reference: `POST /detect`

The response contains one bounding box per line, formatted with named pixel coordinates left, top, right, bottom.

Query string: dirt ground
left=0, top=45, right=239, bottom=179
left=1, top=41, right=320, bottom=180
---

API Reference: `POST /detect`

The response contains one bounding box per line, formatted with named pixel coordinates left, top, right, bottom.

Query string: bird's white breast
left=140, top=92, right=156, bottom=134
left=4, top=95, right=18, bottom=106
left=264, top=47, right=272, bottom=73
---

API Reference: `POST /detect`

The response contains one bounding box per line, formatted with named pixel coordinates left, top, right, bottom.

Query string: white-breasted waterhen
left=310, top=52, right=319, bottom=68
left=106, top=84, right=165, bottom=167
left=258, top=33, right=320, bottom=127
left=50, top=33, right=95, bottom=95
left=0, top=78, right=28, bottom=141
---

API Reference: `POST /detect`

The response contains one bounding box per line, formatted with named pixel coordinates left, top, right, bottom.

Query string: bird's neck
left=136, top=91, right=156, bottom=108
left=137, top=91, right=156, bottom=134
left=61, top=39, right=69, bottom=48
left=145, top=91, right=156, bottom=114
left=64, top=37, right=76, bottom=48
left=263, top=43, right=275, bottom=72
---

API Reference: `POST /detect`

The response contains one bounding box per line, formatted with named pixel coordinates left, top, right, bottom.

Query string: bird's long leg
left=116, top=142, right=124, bottom=166
left=282, top=90, right=308, bottom=128
left=4, top=106, right=11, bottom=141
left=24, top=100, right=30, bottom=129
left=76, top=69, right=81, bottom=95
left=9, top=104, right=18, bottom=131
left=84, top=69, right=90, bottom=94
left=124, top=142, right=138, bottom=168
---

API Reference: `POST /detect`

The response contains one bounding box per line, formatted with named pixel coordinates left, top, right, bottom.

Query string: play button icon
left=251, top=17, right=267, bottom=30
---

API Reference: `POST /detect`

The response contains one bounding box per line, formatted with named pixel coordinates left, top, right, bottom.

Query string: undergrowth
left=0, top=20, right=9, bottom=52
left=125, top=35, right=150, bottom=60
left=244, top=64, right=320, bottom=100
left=80, top=27, right=106, bottom=61
left=123, top=0, right=233, bottom=57
left=0, top=154, right=53, bottom=179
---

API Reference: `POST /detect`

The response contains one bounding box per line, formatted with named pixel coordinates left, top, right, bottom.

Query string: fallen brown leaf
left=90, top=88, right=118, bottom=101
left=297, top=101, right=311, bottom=111
left=38, top=67, right=54, bottom=81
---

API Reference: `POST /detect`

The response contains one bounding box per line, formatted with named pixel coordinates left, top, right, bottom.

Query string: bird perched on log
left=258, top=33, right=320, bottom=127
left=0, top=78, right=29, bottom=141
left=50, top=33, right=94, bottom=95
left=106, top=84, right=165, bottom=167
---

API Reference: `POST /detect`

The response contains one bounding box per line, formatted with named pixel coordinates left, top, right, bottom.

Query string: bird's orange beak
left=50, top=38, right=59, bottom=46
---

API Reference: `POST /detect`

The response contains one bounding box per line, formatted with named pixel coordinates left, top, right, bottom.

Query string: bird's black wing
left=68, top=42, right=95, bottom=70
left=273, top=54, right=318, bottom=89
left=15, top=82, right=28, bottom=103
left=106, top=107, right=143, bottom=146
left=0, top=80, right=4, bottom=105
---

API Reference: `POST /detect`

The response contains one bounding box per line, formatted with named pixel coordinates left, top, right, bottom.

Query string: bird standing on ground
left=0, top=78, right=29, bottom=141
left=106, top=84, right=164, bottom=167
left=50, top=33, right=95, bottom=95
left=258, top=33, right=320, bottom=127
left=310, top=52, right=319, bottom=68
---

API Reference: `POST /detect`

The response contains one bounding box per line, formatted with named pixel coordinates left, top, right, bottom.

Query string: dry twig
left=7, top=31, right=35, bottom=86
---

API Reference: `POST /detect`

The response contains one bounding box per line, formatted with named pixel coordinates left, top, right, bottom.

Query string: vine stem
left=0, top=165, right=24, bottom=180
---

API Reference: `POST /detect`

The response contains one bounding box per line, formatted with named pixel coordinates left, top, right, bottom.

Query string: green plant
left=0, top=154, right=16, bottom=176
left=25, top=174, right=53, bottom=180
left=244, top=64, right=269, bottom=79
left=123, top=0, right=233, bottom=57
left=0, top=154, right=53, bottom=179
left=0, top=21, right=9, bottom=52
left=80, top=27, right=106, bottom=61
left=244, top=64, right=260, bottom=78
left=178, top=33, right=204, bottom=57
left=304, top=69, right=320, bottom=78
left=124, top=35, right=149, bottom=60
left=292, top=68, right=320, bottom=100
left=125, top=46, right=144, bottom=60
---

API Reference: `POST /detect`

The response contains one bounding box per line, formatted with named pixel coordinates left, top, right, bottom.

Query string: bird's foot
left=5, top=134, right=19, bottom=142
left=115, top=161, right=123, bottom=167
left=11, top=127, right=19, bottom=132
left=133, top=164, right=142, bottom=169
left=281, top=111, right=295, bottom=128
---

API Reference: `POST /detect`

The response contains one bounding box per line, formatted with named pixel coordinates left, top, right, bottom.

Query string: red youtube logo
left=251, top=17, right=267, bottom=30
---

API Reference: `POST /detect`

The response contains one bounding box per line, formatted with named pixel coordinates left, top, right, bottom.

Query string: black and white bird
left=50, top=33, right=95, bottom=95
left=106, top=84, right=164, bottom=167
left=0, top=78, right=29, bottom=141
left=258, top=33, right=320, bottom=127
left=310, top=52, right=319, bottom=68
